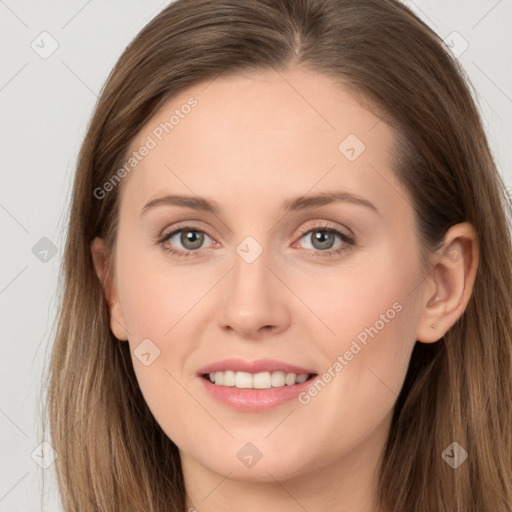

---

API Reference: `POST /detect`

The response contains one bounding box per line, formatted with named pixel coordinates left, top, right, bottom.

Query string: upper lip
left=197, top=358, right=316, bottom=376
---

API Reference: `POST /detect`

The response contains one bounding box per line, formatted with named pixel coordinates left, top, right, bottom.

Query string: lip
left=197, top=358, right=317, bottom=412
left=197, top=358, right=315, bottom=376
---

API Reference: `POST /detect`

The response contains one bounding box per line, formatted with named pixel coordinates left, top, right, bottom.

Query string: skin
left=91, top=65, right=478, bottom=511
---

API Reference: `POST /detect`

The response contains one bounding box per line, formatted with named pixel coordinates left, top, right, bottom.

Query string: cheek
left=280, top=263, right=421, bottom=471
left=116, top=237, right=214, bottom=340
left=295, top=249, right=420, bottom=354
left=294, top=246, right=422, bottom=408
left=113, top=242, right=221, bottom=440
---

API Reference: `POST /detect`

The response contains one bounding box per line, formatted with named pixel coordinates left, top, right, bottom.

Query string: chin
left=184, top=435, right=321, bottom=483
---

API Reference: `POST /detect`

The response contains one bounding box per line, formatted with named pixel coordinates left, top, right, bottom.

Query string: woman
left=44, top=0, right=512, bottom=510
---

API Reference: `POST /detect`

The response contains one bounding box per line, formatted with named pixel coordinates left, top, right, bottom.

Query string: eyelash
left=157, top=222, right=355, bottom=260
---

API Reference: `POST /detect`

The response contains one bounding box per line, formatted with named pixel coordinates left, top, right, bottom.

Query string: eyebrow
left=140, top=191, right=379, bottom=217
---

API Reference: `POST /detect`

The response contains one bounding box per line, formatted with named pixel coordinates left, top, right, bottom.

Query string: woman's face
left=99, top=66, right=430, bottom=485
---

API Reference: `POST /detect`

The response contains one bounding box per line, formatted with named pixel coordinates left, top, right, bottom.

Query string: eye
left=157, top=221, right=355, bottom=260
left=295, top=222, right=355, bottom=259
left=158, top=224, right=216, bottom=258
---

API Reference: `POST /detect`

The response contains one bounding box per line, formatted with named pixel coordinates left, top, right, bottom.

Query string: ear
left=416, top=222, right=479, bottom=343
left=91, top=237, right=129, bottom=341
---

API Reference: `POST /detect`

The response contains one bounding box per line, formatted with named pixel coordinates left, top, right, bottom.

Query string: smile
left=197, top=358, right=318, bottom=411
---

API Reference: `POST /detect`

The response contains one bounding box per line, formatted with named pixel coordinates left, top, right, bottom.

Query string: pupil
left=313, top=231, right=334, bottom=250
left=181, top=230, right=204, bottom=249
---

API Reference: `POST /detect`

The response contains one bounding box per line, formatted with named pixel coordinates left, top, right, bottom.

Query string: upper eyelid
left=160, top=220, right=215, bottom=239
left=297, top=221, right=353, bottom=237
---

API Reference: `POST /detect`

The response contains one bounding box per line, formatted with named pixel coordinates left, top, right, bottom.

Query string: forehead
left=120, top=65, right=408, bottom=221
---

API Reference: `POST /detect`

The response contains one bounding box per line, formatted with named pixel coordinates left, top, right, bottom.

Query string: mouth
left=197, top=359, right=318, bottom=412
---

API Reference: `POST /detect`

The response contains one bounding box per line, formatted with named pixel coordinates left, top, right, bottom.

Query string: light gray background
left=1, top=1, right=511, bottom=510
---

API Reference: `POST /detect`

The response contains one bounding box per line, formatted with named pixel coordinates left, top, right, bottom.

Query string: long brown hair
left=43, top=0, right=512, bottom=510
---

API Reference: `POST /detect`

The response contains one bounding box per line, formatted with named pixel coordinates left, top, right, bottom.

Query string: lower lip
left=199, top=376, right=316, bottom=412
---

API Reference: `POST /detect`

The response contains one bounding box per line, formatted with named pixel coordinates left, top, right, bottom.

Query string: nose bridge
left=218, top=234, right=289, bottom=336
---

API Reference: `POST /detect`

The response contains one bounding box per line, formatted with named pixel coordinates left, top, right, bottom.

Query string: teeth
left=223, top=370, right=236, bottom=387
left=207, top=370, right=310, bottom=388
left=296, top=373, right=308, bottom=384
left=271, top=371, right=285, bottom=387
left=253, top=372, right=271, bottom=389
left=285, top=372, right=296, bottom=386
left=235, top=371, right=253, bottom=389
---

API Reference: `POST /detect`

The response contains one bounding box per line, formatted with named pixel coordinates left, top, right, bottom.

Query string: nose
left=217, top=243, right=291, bottom=339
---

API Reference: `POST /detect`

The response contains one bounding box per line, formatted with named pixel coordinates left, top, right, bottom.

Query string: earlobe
left=90, top=237, right=130, bottom=341
left=416, top=222, right=479, bottom=343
